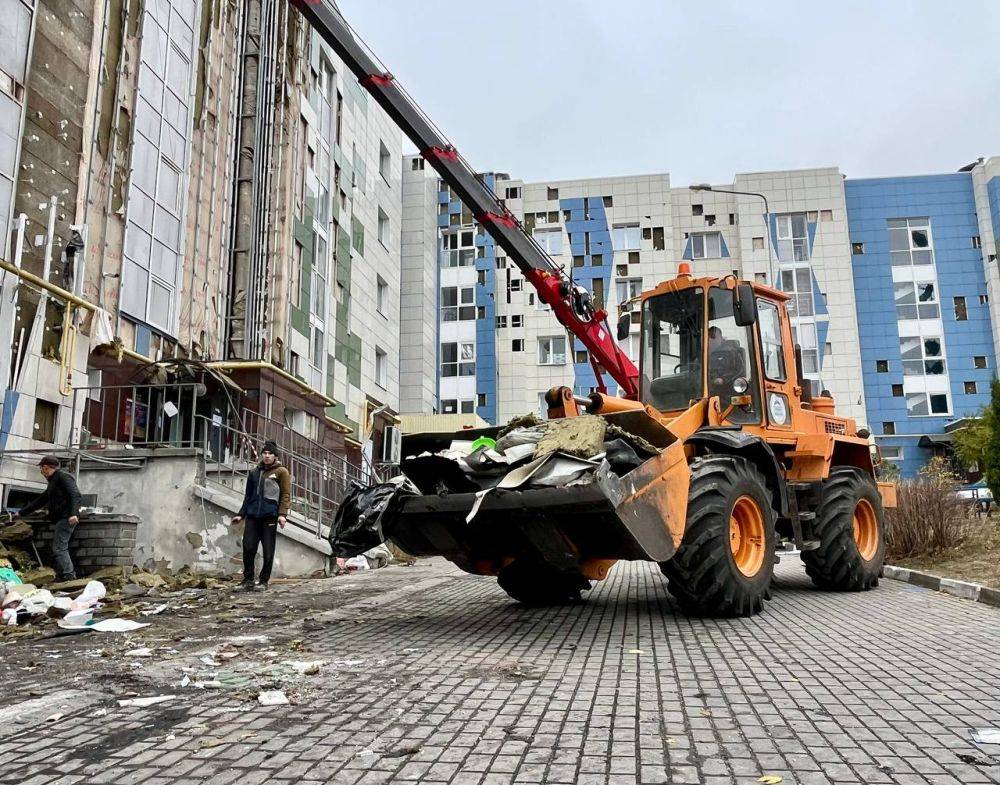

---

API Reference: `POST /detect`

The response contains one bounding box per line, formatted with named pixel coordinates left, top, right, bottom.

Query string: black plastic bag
left=328, top=481, right=415, bottom=557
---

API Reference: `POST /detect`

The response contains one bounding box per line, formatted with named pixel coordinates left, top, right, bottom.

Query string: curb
left=883, top=565, right=1000, bottom=609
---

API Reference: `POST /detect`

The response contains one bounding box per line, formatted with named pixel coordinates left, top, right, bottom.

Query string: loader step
left=801, top=540, right=821, bottom=551
left=797, top=512, right=816, bottom=521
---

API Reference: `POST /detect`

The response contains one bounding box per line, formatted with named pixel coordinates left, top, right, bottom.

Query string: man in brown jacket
left=232, top=440, right=291, bottom=591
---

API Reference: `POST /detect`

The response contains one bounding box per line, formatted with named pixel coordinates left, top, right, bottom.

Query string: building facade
left=402, top=156, right=1000, bottom=478
left=0, top=0, right=402, bottom=507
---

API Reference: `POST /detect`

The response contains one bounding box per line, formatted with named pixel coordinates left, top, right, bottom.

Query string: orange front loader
left=389, top=268, right=896, bottom=617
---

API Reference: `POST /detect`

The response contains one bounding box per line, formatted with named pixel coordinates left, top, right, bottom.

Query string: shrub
left=886, top=457, right=969, bottom=560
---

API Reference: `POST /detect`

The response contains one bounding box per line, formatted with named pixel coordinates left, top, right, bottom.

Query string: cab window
left=708, top=287, right=760, bottom=424
left=758, top=300, right=786, bottom=381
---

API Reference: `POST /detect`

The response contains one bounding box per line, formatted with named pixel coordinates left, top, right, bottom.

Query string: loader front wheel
left=661, top=456, right=776, bottom=617
left=497, top=560, right=591, bottom=607
left=801, top=467, right=885, bottom=591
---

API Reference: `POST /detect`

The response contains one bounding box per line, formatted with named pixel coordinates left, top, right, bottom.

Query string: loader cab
left=639, top=276, right=765, bottom=424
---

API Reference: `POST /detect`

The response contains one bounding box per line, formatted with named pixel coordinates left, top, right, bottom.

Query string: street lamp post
left=689, top=184, right=774, bottom=286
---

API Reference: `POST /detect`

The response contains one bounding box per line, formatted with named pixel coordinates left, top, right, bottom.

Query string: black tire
left=801, top=467, right=886, bottom=591
left=661, top=455, right=776, bottom=617
left=497, top=560, right=590, bottom=607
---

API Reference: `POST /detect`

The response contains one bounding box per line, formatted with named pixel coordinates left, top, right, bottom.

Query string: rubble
left=533, top=415, right=607, bottom=459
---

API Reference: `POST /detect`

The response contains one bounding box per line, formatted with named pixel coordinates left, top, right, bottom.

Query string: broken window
left=376, top=276, right=388, bottom=315
left=852, top=242, right=864, bottom=255
left=378, top=207, right=390, bottom=246
left=807, top=211, right=818, bottom=222
left=973, top=235, right=982, bottom=249
left=496, top=315, right=507, bottom=328
left=882, top=422, right=895, bottom=435
left=876, top=360, right=889, bottom=373
left=775, top=214, right=809, bottom=262
left=965, top=381, right=978, bottom=395
left=975, top=355, right=988, bottom=369
left=512, top=339, right=524, bottom=352
left=510, top=279, right=522, bottom=292
left=547, top=187, right=559, bottom=200
left=411, top=157, right=424, bottom=171
left=375, top=347, right=387, bottom=387
left=505, top=186, right=521, bottom=199
left=705, top=215, right=716, bottom=226
left=575, top=350, right=588, bottom=364
left=441, top=342, right=475, bottom=377
left=954, top=296, right=967, bottom=321
left=629, top=251, right=640, bottom=265
left=980, top=294, right=989, bottom=305
left=511, top=314, right=523, bottom=328
left=534, top=229, right=563, bottom=255
left=603, top=196, right=613, bottom=208
left=477, top=393, right=487, bottom=407
left=538, top=336, right=567, bottom=365
left=892, top=384, right=904, bottom=397
left=889, top=217, right=934, bottom=268
left=33, top=399, right=57, bottom=444
left=752, top=237, right=764, bottom=251
left=652, top=227, right=665, bottom=251
left=820, top=210, right=833, bottom=221
left=692, top=204, right=703, bottom=216
left=379, top=141, right=391, bottom=182
left=729, top=214, right=736, bottom=225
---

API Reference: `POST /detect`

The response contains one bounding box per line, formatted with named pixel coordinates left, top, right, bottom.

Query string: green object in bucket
left=470, top=436, right=496, bottom=452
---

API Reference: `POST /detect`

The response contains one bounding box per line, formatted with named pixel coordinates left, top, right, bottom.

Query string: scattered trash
left=141, top=604, right=168, bottom=616
left=257, top=690, right=289, bottom=706
left=383, top=744, right=422, bottom=757
left=628, top=649, right=645, bottom=655
left=328, top=478, right=418, bottom=557
left=971, top=728, right=1000, bottom=745
left=758, top=777, right=783, bottom=784
left=283, top=660, right=324, bottom=675
left=199, top=737, right=223, bottom=749
left=45, top=713, right=63, bottom=722
left=118, top=695, right=177, bottom=707
left=92, top=708, right=107, bottom=717
left=344, top=556, right=369, bottom=571
left=957, top=752, right=996, bottom=767
left=124, top=648, right=153, bottom=658
left=57, top=618, right=151, bottom=633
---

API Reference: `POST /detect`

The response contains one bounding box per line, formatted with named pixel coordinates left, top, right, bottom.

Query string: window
left=441, top=398, right=458, bottom=414
left=534, top=229, right=563, bottom=255
left=603, top=196, right=613, bottom=208
left=460, top=400, right=474, bottom=414
left=510, top=279, right=522, bottom=293
left=611, top=224, right=641, bottom=251
left=893, top=281, right=938, bottom=320
left=973, top=235, right=982, bottom=249
left=311, top=325, right=324, bottom=367
left=892, top=384, right=904, bottom=397
left=906, top=392, right=949, bottom=416
left=881, top=446, right=902, bottom=461
left=511, top=314, right=523, bottom=328
left=692, top=204, right=703, bottom=216
left=775, top=213, right=809, bottom=262
left=505, top=186, right=521, bottom=199
left=820, top=210, right=833, bottom=222
left=807, top=211, right=818, bottom=222
left=691, top=232, right=722, bottom=259
left=900, top=335, right=945, bottom=376
left=410, top=157, right=424, bottom=171
left=375, top=347, right=387, bottom=387
left=291, top=242, right=303, bottom=307
left=575, top=350, right=588, bottom=364
left=729, top=213, right=736, bottom=226
left=538, top=336, right=567, bottom=365
left=852, top=242, right=865, bottom=255
left=512, top=339, right=524, bottom=352
left=954, top=297, right=967, bottom=321
left=975, top=355, right=988, bottom=369
left=889, top=218, right=933, bottom=268
left=476, top=306, right=485, bottom=320
left=496, top=315, right=507, bottom=328
left=652, top=227, right=665, bottom=251
left=780, top=268, right=814, bottom=317
left=792, top=322, right=818, bottom=374
left=33, top=399, right=58, bottom=443
left=378, top=207, right=389, bottom=247
left=311, top=235, right=327, bottom=319
left=752, top=237, right=765, bottom=251
left=547, top=187, right=559, bottom=200
left=441, top=230, right=475, bottom=268
left=757, top=300, right=785, bottom=380
left=441, top=342, right=475, bottom=377
left=882, top=422, right=895, bottom=435
left=876, top=360, right=889, bottom=373
left=616, top=278, right=643, bottom=305
left=441, top=286, right=475, bottom=321
left=379, top=141, right=391, bottom=182
left=376, top=276, right=388, bottom=316
left=477, top=393, right=487, bottom=407
left=980, top=294, right=989, bottom=305
left=965, top=381, right=978, bottom=395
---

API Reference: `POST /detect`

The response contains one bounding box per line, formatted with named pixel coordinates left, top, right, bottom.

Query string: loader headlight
left=768, top=393, right=789, bottom=425
left=732, top=376, right=749, bottom=394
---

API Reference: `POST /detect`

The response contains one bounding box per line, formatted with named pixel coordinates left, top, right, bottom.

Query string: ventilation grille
left=823, top=419, right=847, bottom=435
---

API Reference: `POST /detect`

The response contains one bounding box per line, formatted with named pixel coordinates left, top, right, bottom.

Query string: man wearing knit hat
left=232, top=440, right=291, bottom=591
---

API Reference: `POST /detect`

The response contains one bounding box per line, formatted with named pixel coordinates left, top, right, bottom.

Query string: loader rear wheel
left=801, top=467, right=885, bottom=591
left=497, top=560, right=590, bottom=607
left=660, top=456, right=776, bottom=617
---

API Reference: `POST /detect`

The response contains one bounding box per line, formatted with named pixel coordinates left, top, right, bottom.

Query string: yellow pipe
left=0, top=257, right=95, bottom=312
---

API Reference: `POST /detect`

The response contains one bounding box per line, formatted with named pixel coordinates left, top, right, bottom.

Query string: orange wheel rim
left=729, top=495, right=766, bottom=577
left=853, top=498, right=879, bottom=561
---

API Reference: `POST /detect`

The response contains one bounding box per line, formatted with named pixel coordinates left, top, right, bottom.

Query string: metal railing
left=70, top=383, right=207, bottom=450
left=197, top=415, right=361, bottom=538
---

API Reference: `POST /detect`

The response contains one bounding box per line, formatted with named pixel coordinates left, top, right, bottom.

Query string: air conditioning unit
left=382, top=425, right=402, bottom=464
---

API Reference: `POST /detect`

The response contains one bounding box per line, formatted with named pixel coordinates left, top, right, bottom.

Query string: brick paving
left=1, top=558, right=999, bottom=784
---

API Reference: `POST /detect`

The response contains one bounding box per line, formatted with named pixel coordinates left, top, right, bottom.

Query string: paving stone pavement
left=2, top=558, right=1000, bottom=785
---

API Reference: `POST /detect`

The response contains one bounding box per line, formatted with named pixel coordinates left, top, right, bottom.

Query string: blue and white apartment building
left=400, top=155, right=1000, bottom=478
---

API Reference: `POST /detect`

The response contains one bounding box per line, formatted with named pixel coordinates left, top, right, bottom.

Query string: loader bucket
left=387, top=411, right=691, bottom=575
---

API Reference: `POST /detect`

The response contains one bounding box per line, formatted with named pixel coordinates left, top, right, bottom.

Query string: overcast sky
left=337, top=1, right=1000, bottom=186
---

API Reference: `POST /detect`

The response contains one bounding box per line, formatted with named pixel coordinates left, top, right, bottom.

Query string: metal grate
left=823, top=419, right=847, bottom=435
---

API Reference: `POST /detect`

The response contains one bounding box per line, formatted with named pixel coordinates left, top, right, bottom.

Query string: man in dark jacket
left=232, top=440, right=291, bottom=591
left=14, top=455, right=83, bottom=581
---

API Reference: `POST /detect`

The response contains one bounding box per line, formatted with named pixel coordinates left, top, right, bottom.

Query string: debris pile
left=329, top=414, right=661, bottom=555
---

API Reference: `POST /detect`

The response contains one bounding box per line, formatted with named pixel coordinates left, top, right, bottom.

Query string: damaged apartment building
left=0, top=0, right=402, bottom=574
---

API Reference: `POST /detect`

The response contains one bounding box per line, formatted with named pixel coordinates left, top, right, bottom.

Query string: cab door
left=755, top=298, right=794, bottom=430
